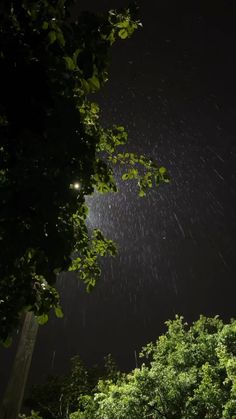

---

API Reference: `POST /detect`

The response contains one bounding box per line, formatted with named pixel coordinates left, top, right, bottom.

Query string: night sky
left=1, top=0, right=236, bottom=394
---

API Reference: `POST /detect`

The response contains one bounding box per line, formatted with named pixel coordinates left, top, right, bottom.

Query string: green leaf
left=159, top=166, right=170, bottom=183
left=64, top=56, right=75, bottom=70
left=48, top=31, right=57, bottom=45
left=154, top=174, right=160, bottom=186
left=55, top=306, right=64, bottom=318
left=37, top=314, right=49, bottom=325
left=118, top=29, right=128, bottom=39
left=159, top=166, right=167, bottom=175
left=80, top=78, right=90, bottom=93
left=139, top=190, right=146, bottom=197
left=116, top=20, right=130, bottom=29
left=163, top=176, right=170, bottom=183
left=88, top=76, right=100, bottom=91
left=26, top=249, right=32, bottom=262
left=2, top=336, right=12, bottom=348
left=108, top=29, right=116, bottom=44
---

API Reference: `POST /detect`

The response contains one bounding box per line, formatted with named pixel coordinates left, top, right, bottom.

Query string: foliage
left=0, top=0, right=169, bottom=343
left=24, top=354, right=121, bottom=419
left=70, top=316, right=236, bottom=419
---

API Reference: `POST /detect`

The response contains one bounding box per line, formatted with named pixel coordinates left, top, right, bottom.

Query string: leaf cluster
left=24, top=354, right=121, bottom=419
left=71, top=316, right=236, bottom=419
left=0, top=0, right=168, bottom=342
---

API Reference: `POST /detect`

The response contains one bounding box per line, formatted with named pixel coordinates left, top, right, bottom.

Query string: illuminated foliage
left=70, top=316, right=236, bottom=419
left=0, top=0, right=168, bottom=342
left=24, top=354, right=120, bottom=419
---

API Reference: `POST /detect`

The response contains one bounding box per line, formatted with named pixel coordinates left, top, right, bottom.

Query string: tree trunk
left=0, top=312, right=38, bottom=419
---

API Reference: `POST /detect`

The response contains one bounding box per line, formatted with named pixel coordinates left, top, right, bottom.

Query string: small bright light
left=74, top=182, right=80, bottom=190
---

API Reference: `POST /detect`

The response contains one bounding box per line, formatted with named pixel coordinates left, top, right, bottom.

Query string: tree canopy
left=70, top=316, right=236, bottom=418
left=21, top=316, right=236, bottom=419
left=24, top=354, right=120, bottom=418
left=0, top=0, right=169, bottom=343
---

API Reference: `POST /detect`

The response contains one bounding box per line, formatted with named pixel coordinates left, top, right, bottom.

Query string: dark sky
left=1, top=0, right=236, bottom=393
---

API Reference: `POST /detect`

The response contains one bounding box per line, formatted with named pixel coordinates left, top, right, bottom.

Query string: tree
left=0, top=312, right=39, bottom=419
left=24, top=354, right=120, bottom=419
left=0, top=0, right=169, bottom=344
left=70, top=316, right=236, bottom=419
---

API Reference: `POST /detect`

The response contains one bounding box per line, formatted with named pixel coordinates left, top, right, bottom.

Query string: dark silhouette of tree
left=0, top=0, right=169, bottom=344
left=25, top=354, right=120, bottom=418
